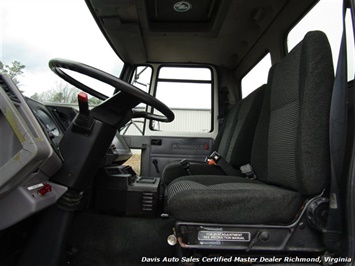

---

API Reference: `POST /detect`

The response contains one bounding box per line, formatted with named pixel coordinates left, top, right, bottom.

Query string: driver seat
left=166, top=31, right=334, bottom=226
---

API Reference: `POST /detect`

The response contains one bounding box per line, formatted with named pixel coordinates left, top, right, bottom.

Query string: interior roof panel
left=86, top=0, right=319, bottom=69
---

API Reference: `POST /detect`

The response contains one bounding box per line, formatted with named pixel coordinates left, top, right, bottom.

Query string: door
left=121, top=64, right=219, bottom=178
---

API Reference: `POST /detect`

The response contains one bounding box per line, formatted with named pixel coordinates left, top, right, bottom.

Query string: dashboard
left=0, top=74, right=67, bottom=230
left=0, top=73, right=133, bottom=230
left=25, top=97, right=77, bottom=151
left=26, top=97, right=133, bottom=165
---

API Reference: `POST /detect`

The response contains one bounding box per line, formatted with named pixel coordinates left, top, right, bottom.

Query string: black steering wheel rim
left=48, top=58, right=174, bottom=122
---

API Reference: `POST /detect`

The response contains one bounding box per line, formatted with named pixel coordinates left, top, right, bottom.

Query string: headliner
left=85, top=0, right=317, bottom=69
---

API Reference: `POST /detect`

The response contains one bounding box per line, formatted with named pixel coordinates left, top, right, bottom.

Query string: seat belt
left=323, top=0, right=350, bottom=254
left=206, top=151, right=240, bottom=176
left=179, top=159, right=192, bottom=175
left=240, top=164, right=257, bottom=179
left=217, top=86, right=229, bottom=126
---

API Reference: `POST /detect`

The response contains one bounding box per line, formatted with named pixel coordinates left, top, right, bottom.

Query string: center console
left=94, top=165, right=160, bottom=217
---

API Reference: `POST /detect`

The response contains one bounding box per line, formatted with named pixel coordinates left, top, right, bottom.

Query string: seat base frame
left=174, top=196, right=327, bottom=252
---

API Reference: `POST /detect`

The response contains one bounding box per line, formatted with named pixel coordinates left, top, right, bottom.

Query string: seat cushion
left=167, top=175, right=306, bottom=224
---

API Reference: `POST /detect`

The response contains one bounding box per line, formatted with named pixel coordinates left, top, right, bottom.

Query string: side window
left=153, top=66, right=212, bottom=133
left=241, top=53, right=271, bottom=98
left=287, top=0, right=354, bottom=81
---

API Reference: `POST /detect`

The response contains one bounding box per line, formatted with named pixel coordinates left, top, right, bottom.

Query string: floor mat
left=67, top=212, right=176, bottom=266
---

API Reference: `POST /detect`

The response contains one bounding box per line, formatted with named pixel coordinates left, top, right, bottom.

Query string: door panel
left=147, top=136, right=213, bottom=177
left=124, top=135, right=213, bottom=178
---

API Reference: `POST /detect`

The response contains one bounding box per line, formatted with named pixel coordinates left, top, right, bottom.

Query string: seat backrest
left=213, top=85, right=265, bottom=168
left=251, top=31, right=334, bottom=196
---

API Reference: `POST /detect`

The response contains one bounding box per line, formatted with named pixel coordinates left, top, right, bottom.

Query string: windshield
left=1, top=0, right=124, bottom=104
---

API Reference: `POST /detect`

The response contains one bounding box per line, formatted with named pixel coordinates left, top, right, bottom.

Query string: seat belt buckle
left=208, top=151, right=221, bottom=163
left=180, top=159, right=190, bottom=169
left=240, top=164, right=256, bottom=179
left=205, top=151, right=222, bottom=166
left=207, top=159, right=217, bottom=165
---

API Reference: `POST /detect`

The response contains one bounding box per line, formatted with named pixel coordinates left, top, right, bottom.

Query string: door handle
left=151, top=139, right=162, bottom=145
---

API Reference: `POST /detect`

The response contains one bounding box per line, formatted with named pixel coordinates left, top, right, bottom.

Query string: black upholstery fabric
left=228, top=86, right=265, bottom=168
left=215, top=104, right=241, bottom=158
left=167, top=175, right=305, bottom=224
left=251, top=31, right=334, bottom=195
left=296, top=32, right=334, bottom=195
left=167, top=31, right=334, bottom=224
left=162, top=85, right=265, bottom=185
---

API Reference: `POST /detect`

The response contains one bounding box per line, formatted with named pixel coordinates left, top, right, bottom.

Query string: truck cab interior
left=0, top=0, right=355, bottom=265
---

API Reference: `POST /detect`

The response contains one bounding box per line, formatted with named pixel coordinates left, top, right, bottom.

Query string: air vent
left=0, top=75, right=21, bottom=103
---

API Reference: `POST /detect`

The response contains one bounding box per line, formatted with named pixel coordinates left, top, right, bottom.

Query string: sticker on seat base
left=198, top=231, right=250, bottom=242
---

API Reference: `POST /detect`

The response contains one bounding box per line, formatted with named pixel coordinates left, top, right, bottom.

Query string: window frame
left=150, top=64, right=215, bottom=133
left=120, top=64, right=154, bottom=136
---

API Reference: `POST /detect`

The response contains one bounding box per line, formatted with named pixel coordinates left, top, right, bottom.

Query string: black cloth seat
left=167, top=31, right=334, bottom=225
left=167, top=175, right=305, bottom=224
left=162, top=85, right=265, bottom=185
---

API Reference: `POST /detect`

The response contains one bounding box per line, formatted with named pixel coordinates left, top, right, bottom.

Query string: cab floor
left=66, top=211, right=176, bottom=266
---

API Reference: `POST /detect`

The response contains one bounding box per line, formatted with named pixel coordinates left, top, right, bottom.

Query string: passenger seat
left=166, top=31, right=334, bottom=225
left=162, top=85, right=265, bottom=185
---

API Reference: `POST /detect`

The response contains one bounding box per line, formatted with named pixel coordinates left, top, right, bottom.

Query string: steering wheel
left=48, top=58, right=174, bottom=123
